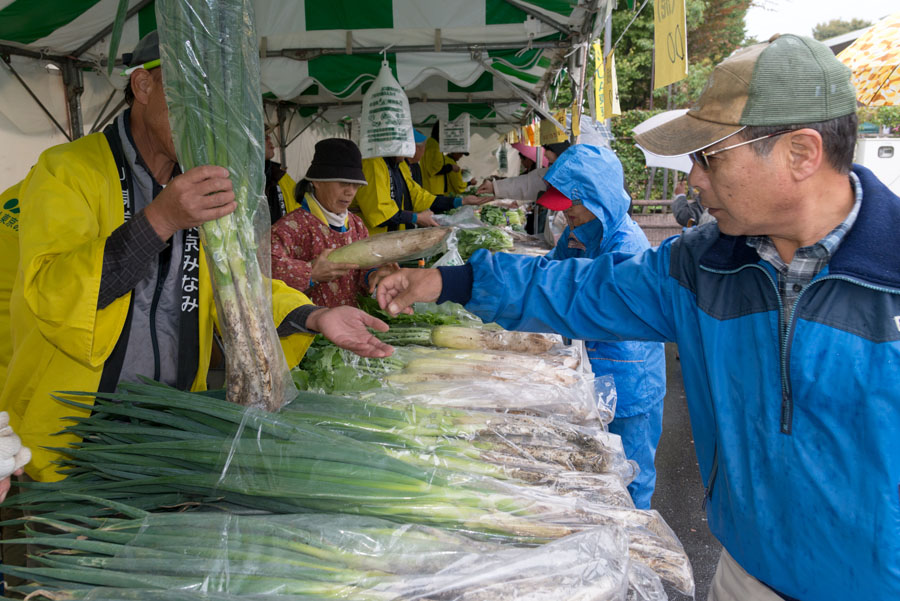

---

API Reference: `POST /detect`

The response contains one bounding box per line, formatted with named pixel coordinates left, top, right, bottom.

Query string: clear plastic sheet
left=9, top=513, right=667, bottom=601
left=433, top=205, right=485, bottom=228
left=294, top=342, right=605, bottom=425
left=280, top=388, right=634, bottom=486
left=11, top=384, right=694, bottom=596
left=158, top=0, right=293, bottom=410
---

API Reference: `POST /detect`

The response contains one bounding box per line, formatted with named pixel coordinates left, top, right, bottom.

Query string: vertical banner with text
left=594, top=40, right=621, bottom=120
left=604, top=51, right=621, bottom=118
left=653, top=0, right=688, bottom=89
left=593, top=40, right=605, bottom=120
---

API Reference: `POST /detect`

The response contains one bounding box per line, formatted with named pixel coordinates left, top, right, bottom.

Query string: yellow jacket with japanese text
left=0, top=182, right=21, bottom=388
left=0, top=133, right=314, bottom=482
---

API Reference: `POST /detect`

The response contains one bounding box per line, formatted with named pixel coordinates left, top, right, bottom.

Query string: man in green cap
left=374, top=34, right=900, bottom=600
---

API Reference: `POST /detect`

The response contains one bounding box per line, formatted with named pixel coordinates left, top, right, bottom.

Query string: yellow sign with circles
left=653, top=0, right=688, bottom=90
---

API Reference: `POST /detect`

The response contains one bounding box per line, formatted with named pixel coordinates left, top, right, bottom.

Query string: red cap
left=536, top=185, right=572, bottom=211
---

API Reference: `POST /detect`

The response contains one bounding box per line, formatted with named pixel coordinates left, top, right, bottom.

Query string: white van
left=855, top=137, right=900, bottom=195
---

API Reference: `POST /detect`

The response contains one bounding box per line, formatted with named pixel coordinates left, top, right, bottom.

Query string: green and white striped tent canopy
left=0, top=0, right=607, bottom=134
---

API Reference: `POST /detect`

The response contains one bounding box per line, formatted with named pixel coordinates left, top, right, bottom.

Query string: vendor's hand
left=416, top=210, right=440, bottom=227
left=674, top=179, right=686, bottom=196
left=462, top=195, right=491, bottom=206
left=451, top=164, right=461, bottom=173
left=306, top=306, right=394, bottom=358
left=0, top=411, right=30, bottom=501
left=477, top=180, right=494, bottom=195
left=376, top=268, right=443, bottom=316
left=145, top=166, right=236, bottom=240
left=367, top=263, right=401, bottom=293
left=310, top=248, right=358, bottom=283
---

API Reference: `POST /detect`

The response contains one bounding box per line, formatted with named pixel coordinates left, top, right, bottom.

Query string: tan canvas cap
left=634, top=34, right=857, bottom=157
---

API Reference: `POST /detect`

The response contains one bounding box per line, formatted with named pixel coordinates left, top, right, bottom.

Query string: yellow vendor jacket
left=0, top=133, right=315, bottom=482
left=421, top=137, right=445, bottom=195
left=353, top=157, right=436, bottom=234
left=0, top=182, right=21, bottom=388
left=446, top=156, right=467, bottom=196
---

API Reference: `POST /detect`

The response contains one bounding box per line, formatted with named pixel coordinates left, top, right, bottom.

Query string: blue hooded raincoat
left=541, top=146, right=666, bottom=508
left=543, top=145, right=667, bottom=417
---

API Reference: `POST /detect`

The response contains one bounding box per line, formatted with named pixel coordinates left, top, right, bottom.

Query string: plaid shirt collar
left=746, top=173, right=862, bottom=318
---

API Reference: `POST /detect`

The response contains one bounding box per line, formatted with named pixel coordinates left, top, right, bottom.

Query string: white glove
left=0, top=411, right=31, bottom=479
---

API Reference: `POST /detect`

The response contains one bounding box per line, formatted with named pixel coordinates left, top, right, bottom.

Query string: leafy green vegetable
left=293, top=336, right=403, bottom=393
left=456, top=227, right=514, bottom=260
left=479, top=206, right=526, bottom=232
left=356, top=295, right=465, bottom=327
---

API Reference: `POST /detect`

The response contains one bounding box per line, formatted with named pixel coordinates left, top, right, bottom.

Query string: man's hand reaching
left=306, top=305, right=394, bottom=358
left=375, top=268, right=443, bottom=316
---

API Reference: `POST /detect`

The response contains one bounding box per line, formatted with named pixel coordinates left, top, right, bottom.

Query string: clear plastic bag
left=158, top=0, right=293, bottom=411
left=12, top=383, right=694, bottom=596
left=433, top=205, right=484, bottom=228
left=454, top=226, right=515, bottom=260
left=10, top=512, right=654, bottom=601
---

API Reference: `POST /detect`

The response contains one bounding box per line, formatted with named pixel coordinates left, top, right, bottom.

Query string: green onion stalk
left=8, top=384, right=575, bottom=541
left=156, top=0, right=290, bottom=410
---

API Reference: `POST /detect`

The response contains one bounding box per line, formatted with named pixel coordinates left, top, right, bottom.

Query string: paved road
left=653, top=343, right=721, bottom=600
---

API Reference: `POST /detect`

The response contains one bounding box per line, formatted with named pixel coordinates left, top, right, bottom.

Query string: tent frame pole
left=0, top=55, right=71, bottom=141
left=61, top=59, right=85, bottom=139
left=273, top=40, right=566, bottom=60
left=476, top=56, right=565, bottom=132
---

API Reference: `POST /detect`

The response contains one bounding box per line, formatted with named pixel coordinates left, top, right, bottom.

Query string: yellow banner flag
left=604, top=51, right=621, bottom=118
left=593, top=40, right=605, bottom=121
left=540, top=110, right=569, bottom=145
left=653, top=0, right=688, bottom=89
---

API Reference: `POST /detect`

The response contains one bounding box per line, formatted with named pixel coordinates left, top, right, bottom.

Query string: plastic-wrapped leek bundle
left=6, top=384, right=693, bottom=594
left=156, top=0, right=292, bottom=410
left=3, top=509, right=667, bottom=601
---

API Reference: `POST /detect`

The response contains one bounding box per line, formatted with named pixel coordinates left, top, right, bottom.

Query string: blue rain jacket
left=543, top=145, right=666, bottom=416
left=457, top=165, right=900, bottom=600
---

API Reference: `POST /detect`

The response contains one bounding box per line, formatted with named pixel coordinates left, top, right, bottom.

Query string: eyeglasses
left=121, top=58, right=160, bottom=77
left=689, top=129, right=794, bottom=170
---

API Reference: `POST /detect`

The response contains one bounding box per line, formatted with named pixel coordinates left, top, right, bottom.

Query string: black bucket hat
left=305, top=138, right=367, bottom=185
left=542, top=141, right=571, bottom=157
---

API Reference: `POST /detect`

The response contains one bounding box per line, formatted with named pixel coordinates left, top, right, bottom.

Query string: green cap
left=634, top=34, right=858, bottom=156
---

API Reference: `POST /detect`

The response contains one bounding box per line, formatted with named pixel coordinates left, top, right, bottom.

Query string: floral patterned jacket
left=271, top=198, right=370, bottom=308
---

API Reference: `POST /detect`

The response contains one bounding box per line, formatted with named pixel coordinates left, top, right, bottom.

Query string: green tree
left=688, top=0, right=753, bottom=65
left=611, top=0, right=750, bottom=110
left=812, top=18, right=872, bottom=41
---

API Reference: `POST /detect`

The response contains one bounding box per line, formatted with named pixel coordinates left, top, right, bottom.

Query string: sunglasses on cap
left=121, top=58, right=160, bottom=77
left=689, top=129, right=793, bottom=170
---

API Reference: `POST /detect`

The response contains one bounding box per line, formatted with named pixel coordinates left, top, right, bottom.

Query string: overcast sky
left=744, top=0, right=898, bottom=41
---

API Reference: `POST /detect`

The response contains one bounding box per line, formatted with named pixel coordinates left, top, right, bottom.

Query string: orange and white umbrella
left=838, top=12, right=900, bottom=106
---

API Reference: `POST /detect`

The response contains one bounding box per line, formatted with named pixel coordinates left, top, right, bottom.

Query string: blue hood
left=543, top=144, right=631, bottom=236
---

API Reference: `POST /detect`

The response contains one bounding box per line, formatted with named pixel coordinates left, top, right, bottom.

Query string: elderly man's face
left=140, top=68, right=178, bottom=162
left=688, top=133, right=792, bottom=237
